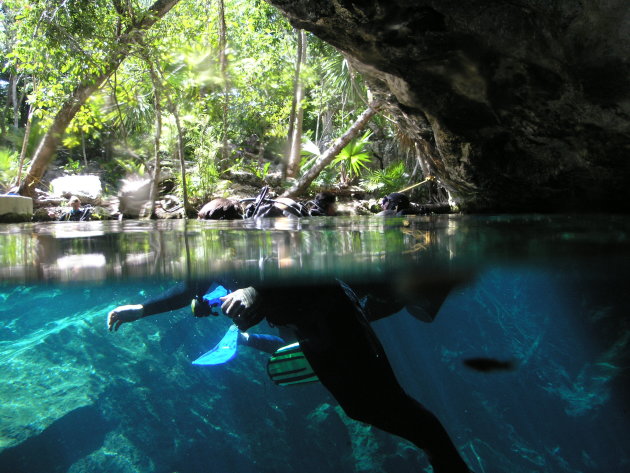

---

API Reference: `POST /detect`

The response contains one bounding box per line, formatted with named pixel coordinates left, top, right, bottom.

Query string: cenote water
left=0, top=215, right=628, bottom=473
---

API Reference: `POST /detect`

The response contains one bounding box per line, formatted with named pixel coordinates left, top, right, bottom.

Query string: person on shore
left=305, top=192, right=337, bottom=216
left=58, top=196, right=92, bottom=221
left=197, top=198, right=243, bottom=220
left=377, top=192, right=413, bottom=216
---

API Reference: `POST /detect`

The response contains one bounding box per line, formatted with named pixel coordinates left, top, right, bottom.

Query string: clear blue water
left=0, top=215, right=628, bottom=472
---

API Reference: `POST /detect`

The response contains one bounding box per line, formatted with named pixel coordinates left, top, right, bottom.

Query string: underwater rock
left=0, top=324, right=105, bottom=451
left=0, top=406, right=113, bottom=473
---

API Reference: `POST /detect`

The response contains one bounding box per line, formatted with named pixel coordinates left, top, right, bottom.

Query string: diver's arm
left=107, top=304, right=145, bottom=331
left=355, top=279, right=459, bottom=323
left=108, top=280, right=212, bottom=332
left=141, top=282, right=198, bottom=316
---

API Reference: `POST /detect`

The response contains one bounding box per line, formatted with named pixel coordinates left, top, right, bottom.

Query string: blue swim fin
left=192, top=324, right=239, bottom=365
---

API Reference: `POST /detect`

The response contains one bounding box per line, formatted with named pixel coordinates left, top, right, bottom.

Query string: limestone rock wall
left=0, top=196, right=33, bottom=222
left=268, top=0, right=630, bottom=212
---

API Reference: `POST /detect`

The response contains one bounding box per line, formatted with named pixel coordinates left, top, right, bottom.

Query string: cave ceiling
left=267, top=0, right=630, bottom=212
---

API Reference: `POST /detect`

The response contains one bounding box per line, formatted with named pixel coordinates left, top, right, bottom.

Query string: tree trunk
left=170, top=102, right=189, bottom=216
left=111, top=71, right=129, bottom=149
left=147, top=68, right=163, bottom=220
left=16, top=98, right=35, bottom=187
left=0, top=75, right=10, bottom=140
left=17, top=0, right=180, bottom=197
left=11, top=73, right=20, bottom=129
left=282, top=100, right=382, bottom=197
left=152, top=57, right=190, bottom=217
left=217, top=0, right=230, bottom=171
left=20, top=79, right=103, bottom=195
left=285, top=29, right=306, bottom=178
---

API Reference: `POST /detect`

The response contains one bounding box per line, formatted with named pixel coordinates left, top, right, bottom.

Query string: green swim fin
left=267, top=342, right=319, bottom=386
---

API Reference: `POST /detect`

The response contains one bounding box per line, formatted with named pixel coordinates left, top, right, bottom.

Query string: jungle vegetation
left=0, top=0, right=427, bottom=211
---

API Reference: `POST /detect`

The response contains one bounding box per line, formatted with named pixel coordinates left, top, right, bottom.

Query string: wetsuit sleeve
left=142, top=280, right=212, bottom=316
left=363, top=293, right=406, bottom=321
left=355, top=280, right=456, bottom=323
left=242, top=334, right=286, bottom=354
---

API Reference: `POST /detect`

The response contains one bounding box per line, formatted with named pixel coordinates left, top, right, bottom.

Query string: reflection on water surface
left=1, top=214, right=628, bottom=283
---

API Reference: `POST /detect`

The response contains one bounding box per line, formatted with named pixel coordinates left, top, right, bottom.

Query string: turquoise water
left=0, top=215, right=628, bottom=472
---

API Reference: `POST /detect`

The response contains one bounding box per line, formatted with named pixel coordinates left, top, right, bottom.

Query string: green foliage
left=331, top=131, right=373, bottom=183
left=0, top=147, right=21, bottom=189
left=297, top=137, right=331, bottom=189
left=227, top=157, right=270, bottom=180
left=305, top=41, right=369, bottom=140
left=0, top=0, right=400, bottom=201
left=63, top=95, right=106, bottom=148
left=223, top=2, right=296, bottom=142
left=184, top=136, right=223, bottom=202
left=360, top=162, right=409, bottom=196
left=113, top=158, right=146, bottom=177
left=298, top=136, right=320, bottom=169
left=4, top=0, right=120, bottom=127
left=311, top=166, right=338, bottom=189
left=257, top=162, right=271, bottom=180
left=61, top=157, right=83, bottom=175
left=187, top=155, right=221, bottom=202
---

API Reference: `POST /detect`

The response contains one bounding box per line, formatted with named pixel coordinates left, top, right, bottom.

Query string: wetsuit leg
left=295, top=286, right=471, bottom=473
left=241, top=333, right=286, bottom=354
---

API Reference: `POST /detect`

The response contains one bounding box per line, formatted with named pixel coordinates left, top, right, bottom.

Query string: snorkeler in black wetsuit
left=254, top=281, right=473, bottom=473
left=107, top=278, right=474, bottom=473
left=58, top=196, right=92, bottom=221
left=377, top=192, right=414, bottom=216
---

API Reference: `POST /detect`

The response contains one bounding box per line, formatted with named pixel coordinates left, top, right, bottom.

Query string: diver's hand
left=220, top=287, right=261, bottom=331
left=108, top=304, right=144, bottom=332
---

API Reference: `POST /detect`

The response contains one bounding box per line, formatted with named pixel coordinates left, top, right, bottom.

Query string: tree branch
left=282, top=99, right=382, bottom=197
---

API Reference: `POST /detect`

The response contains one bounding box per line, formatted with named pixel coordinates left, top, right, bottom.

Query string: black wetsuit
left=141, top=279, right=471, bottom=473
left=257, top=281, right=471, bottom=473
left=142, top=280, right=213, bottom=316
left=58, top=207, right=92, bottom=221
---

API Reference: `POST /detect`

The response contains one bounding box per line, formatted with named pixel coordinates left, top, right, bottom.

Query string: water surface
left=0, top=215, right=628, bottom=472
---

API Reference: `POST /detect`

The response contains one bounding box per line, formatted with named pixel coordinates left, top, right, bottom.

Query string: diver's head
left=381, top=193, right=409, bottom=212
left=68, top=196, right=81, bottom=210
left=314, top=192, right=337, bottom=216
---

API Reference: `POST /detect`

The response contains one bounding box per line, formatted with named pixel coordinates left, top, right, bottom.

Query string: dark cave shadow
left=0, top=405, right=113, bottom=473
